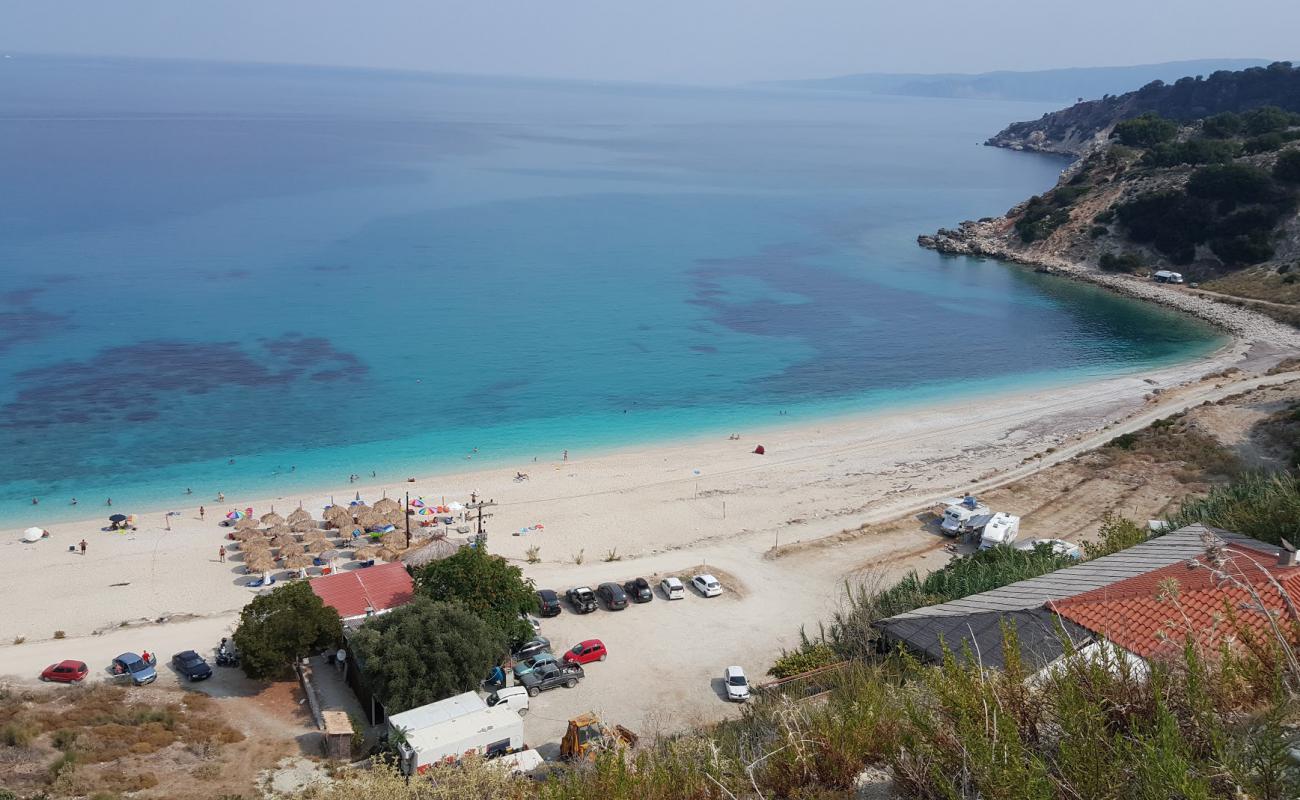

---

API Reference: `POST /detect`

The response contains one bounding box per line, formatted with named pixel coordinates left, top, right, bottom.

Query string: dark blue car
left=171, top=650, right=213, bottom=682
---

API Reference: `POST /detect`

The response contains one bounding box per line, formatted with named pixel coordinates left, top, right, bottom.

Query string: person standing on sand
left=199, top=506, right=205, bottom=519
left=218, top=545, right=226, bottom=563
left=217, top=492, right=224, bottom=502
left=79, top=539, right=87, bottom=556
left=563, top=449, right=568, bottom=462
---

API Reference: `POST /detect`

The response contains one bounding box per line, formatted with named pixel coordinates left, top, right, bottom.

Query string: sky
left=2, top=0, right=1297, bottom=85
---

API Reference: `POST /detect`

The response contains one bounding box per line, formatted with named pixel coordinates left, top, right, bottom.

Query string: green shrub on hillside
left=1099, top=251, right=1145, bottom=273
left=1201, top=111, right=1243, bottom=138
left=1144, top=137, right=1239, bottom=167
left=1187, top=164, right=1281, bottom=205
left=1242, top=105, right=1296, bottom=136
left=1112, top=112, right=1178, bottom=148
left=1275, top=150, right=1300, bottom=183
left=1167, top=471, right=1300, bottom=545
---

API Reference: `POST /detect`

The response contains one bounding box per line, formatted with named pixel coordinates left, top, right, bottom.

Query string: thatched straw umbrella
left=323, top=505, right=353, bottom=524
left=350, top=502, right=371, bottom=514
left=231, top=528, right=260, bottom=542
left=303, top=538, right=332, bottom=554
left=270, top=534, right=298, bottom=550
left=260, top=512, right=285, bottom=527
left=287, top=508, right=312, bottom=524
left=290, top=519, right=316, bottom=533
left=301, top=528, right=329, bottom=543
left=264, top=524, right=291, bottom=538
left=283, top=552, right=314, bottom=571
left=379, top=532, right=407, bottom=551
left=373, top=497, right=399, bottom=514
left=401, top=537, right=460, bottom=568
left=352, top=545, right=379, bottom=561
left=375, top=547, right=401, bottom=562
left=241, top=537, right=271, bottom=550
left=234, top=516, right=259, bottom=530
left=384, top=509, right=407, bottom=526
left=356, top=510, right=384, bottom=530
left=245, top=552, right=277, bottom=574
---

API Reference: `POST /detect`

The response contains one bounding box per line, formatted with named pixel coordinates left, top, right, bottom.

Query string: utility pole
left=467, top=499, right=496, bottom=548
left=404, top=490, right=412, bottom=549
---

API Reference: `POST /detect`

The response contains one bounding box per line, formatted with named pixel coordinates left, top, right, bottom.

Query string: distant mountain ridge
left=988, top=61, right=1300, bottom=155
left=767, top=59, right=1274, bottom=103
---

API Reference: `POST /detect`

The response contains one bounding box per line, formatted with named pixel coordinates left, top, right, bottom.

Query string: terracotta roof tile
left=1050, top=544, right=1300, bottom=660
left=310, top=562, right=414, bottom=619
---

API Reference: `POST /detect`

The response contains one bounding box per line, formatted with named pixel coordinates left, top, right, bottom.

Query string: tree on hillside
left=350, top=598, right=505, bottom=713
left=415, top=545, right=538, bottom=644
left=1186, top=163, right=1279, bottom=204
left=1242, top=105, right=1293, bottom=136
left=1201, top=111, right=1243, bottom=138
left=232, top=581, right=342, bottom=680
left=1275, top=150, right=1300, bottom=183
left=1111, top=112, right=1178, bottom=148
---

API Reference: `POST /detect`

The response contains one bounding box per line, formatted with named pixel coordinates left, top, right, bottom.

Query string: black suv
left=596, top=582, right=628, bottom=610
left=537, top=589, right=562, bottom=617
left=519, top=662, right=584, bottom=696
left=622, top=577, right=653, bottom=603
left=566, top=586, right=598, bottom=614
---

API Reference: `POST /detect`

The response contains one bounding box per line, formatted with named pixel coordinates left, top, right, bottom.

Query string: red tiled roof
left=310, top=562, right=414, bottom=619
left=1050, top=543, right=1300, bottom=661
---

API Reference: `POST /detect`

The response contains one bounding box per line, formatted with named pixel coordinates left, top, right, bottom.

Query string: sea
left=0, top=55, right=1225, bottom=521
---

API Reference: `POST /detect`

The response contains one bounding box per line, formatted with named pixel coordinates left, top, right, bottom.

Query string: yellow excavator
left=559, top=712, right=638, bottom=761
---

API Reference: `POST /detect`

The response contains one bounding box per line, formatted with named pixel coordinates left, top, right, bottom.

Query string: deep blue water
left=0, top=56, right=1224, bottom=519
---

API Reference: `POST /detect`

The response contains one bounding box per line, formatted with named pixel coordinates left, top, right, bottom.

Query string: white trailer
left=938, top=496, right=990, bottom=536
left=388, top=692, right=526, bottom=775
left=978, top=512, right=1021, bottom=549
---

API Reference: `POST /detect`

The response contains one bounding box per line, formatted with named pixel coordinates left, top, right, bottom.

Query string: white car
left=723, top=666, right=750, bottom=702
left=660, top=576, right=685, bottom=600
left=485, top=685, right=530, bottom=716
left=692, top=574, right=723, bottom=597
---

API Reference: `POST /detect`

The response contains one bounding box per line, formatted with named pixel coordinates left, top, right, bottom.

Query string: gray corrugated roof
left=877, top=608, right=1094, bottom=669
left=885, top=524, right=1278, bottom=621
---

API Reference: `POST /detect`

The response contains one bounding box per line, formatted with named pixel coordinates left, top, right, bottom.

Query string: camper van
left=388, top=692, right=526, bottom=775
left=1153, top=270, right=1184, bottom=284
left=978, top=513, right=1021, bottom=550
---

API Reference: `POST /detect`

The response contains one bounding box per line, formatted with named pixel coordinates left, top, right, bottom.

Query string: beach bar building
left=309, top=562, right=414, bottom=625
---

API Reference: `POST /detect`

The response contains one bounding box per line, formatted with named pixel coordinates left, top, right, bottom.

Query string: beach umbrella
left=375, top=547, right=401, bottom=562
left=373, top=497, right=399, bottom=514
left=303, top=538, right=331, bottom=554
left=245, top=552, right=277, bottom=574
left=401, top=537, right=460, bottom=567
left=383, top=509, right=406, bottom=525
left=260, top=512, right=285, bottom=527
left=323, top=505, right=352, bottom=522
left=287, top=507, right=312, bottom=523
left=264, top=524, right=291, bottom=537
left=270, top=534, right=298, bottom=550
left=22, top=527, right=47, bottom=543
left=408, top=497, right=425, bottom=509
left=351, top=545, right=378, bottom=561
left=235, top=516, right=258, bottom=530
left=229, top=528, right=258, bottom=542
left=301, top=528, right=329, bottom=542
left=290, top=519, right=315, bottom=533
left=379, top=532, right=406, bottom=551
left=241, top=538, right=271, bottom=552
left=283, top=552, right=314, bottom=570
left=225, top=509, right=245, bottom=521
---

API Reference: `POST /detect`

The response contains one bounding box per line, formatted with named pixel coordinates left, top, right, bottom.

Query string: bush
left=1242, top=105, right=1293, bottom=136
left=768, top=641, right=840, bottom=679
left=1144, top=137, right=1238, bottom=166
left=1080, top=515, right=1149, bottom=559
left=1167, top=471, right=1300, bottom=545
left=1244, top=132, right=1286, bottom=154
left=1112, top=112, right=1178, bottom=148
left=1089, top=225, right=1109, bottom=238
left=1186, top=164, right=1280, bottom=204
left=415, top=544, right=538, bottom=645
left=350, top=598, right=505, bottom=714
left=1201, top=111, right=1243, bottom=138
left=232, top=581, right=342, bottom=680
left=1099, top=252, right=1145, bottom=273
left=1115, top=191, right=1213, bottom=263
left=1211, top=233, right=1275, bottom=267
left=1274, top=150, right=1300, bottom=183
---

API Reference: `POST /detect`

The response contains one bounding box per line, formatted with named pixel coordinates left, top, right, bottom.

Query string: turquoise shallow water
left=0, top=57, right=1224, bottom=521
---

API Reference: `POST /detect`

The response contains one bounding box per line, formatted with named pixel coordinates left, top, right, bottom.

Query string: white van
left=660, top=576, right=685, bottom=600
left=486, top=686, right=530, bottom=716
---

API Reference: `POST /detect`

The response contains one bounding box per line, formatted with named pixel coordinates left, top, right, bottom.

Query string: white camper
left=978, top=512, right=1021, bottom=549
left=1153, top=270, right=1184, bottom=284
left=388, top=692, right=525, bottom=775
left=938, top=496, right=991, bottom=536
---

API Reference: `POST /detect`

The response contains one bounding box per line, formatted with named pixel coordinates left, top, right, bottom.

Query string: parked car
left=486, top=685, right=531, bottom=717
left=723, top=666, right=750, bottom=702
left=512, top=652, right=558, bottom=680
left=171, top=650, right=213, bottom=682
left=623, top=577, right=653, bottom=603
left=40, top=660, right=88, bottom=684
left=596, top=582, right=628, bottom=610
left=111, top=652, right=157, bottom=686
left=566, top=586, right=598, bottom=614
left=660, top=576, right=685, bottom=600
left=692, top=574, right=723, bottom=598
left=513, top=637, right=551, bottom=662
left=563, top=639, right=608, bottom=665
left=519, top=662, right=584, bottom=697
left=522, top=613, right=542, bottom=633
left=537, top=589, right=563, bottom=617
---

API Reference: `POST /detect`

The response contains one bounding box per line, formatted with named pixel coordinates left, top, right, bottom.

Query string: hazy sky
left=3, top=1, right=1296, bottom=85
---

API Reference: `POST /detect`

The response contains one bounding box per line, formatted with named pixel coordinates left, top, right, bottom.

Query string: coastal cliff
left=986, top=61, right=1300, bottom=156
left=924, top=63, right=1300, bottom=340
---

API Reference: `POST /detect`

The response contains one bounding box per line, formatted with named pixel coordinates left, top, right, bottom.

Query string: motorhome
left=938, top=496, right=991, bottom=536
left=1153, top=270, right=1184, bottom=284
left=977, top=512, right=1021, bottom=549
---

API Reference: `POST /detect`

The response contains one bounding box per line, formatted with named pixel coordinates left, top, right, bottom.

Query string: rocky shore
left=918, top=220, right=1300, bottom=351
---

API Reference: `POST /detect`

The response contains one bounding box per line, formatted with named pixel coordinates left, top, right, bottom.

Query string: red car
left=562, top=639, right=607, bottom=665
left=40, top=660, right=89, bottom=683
